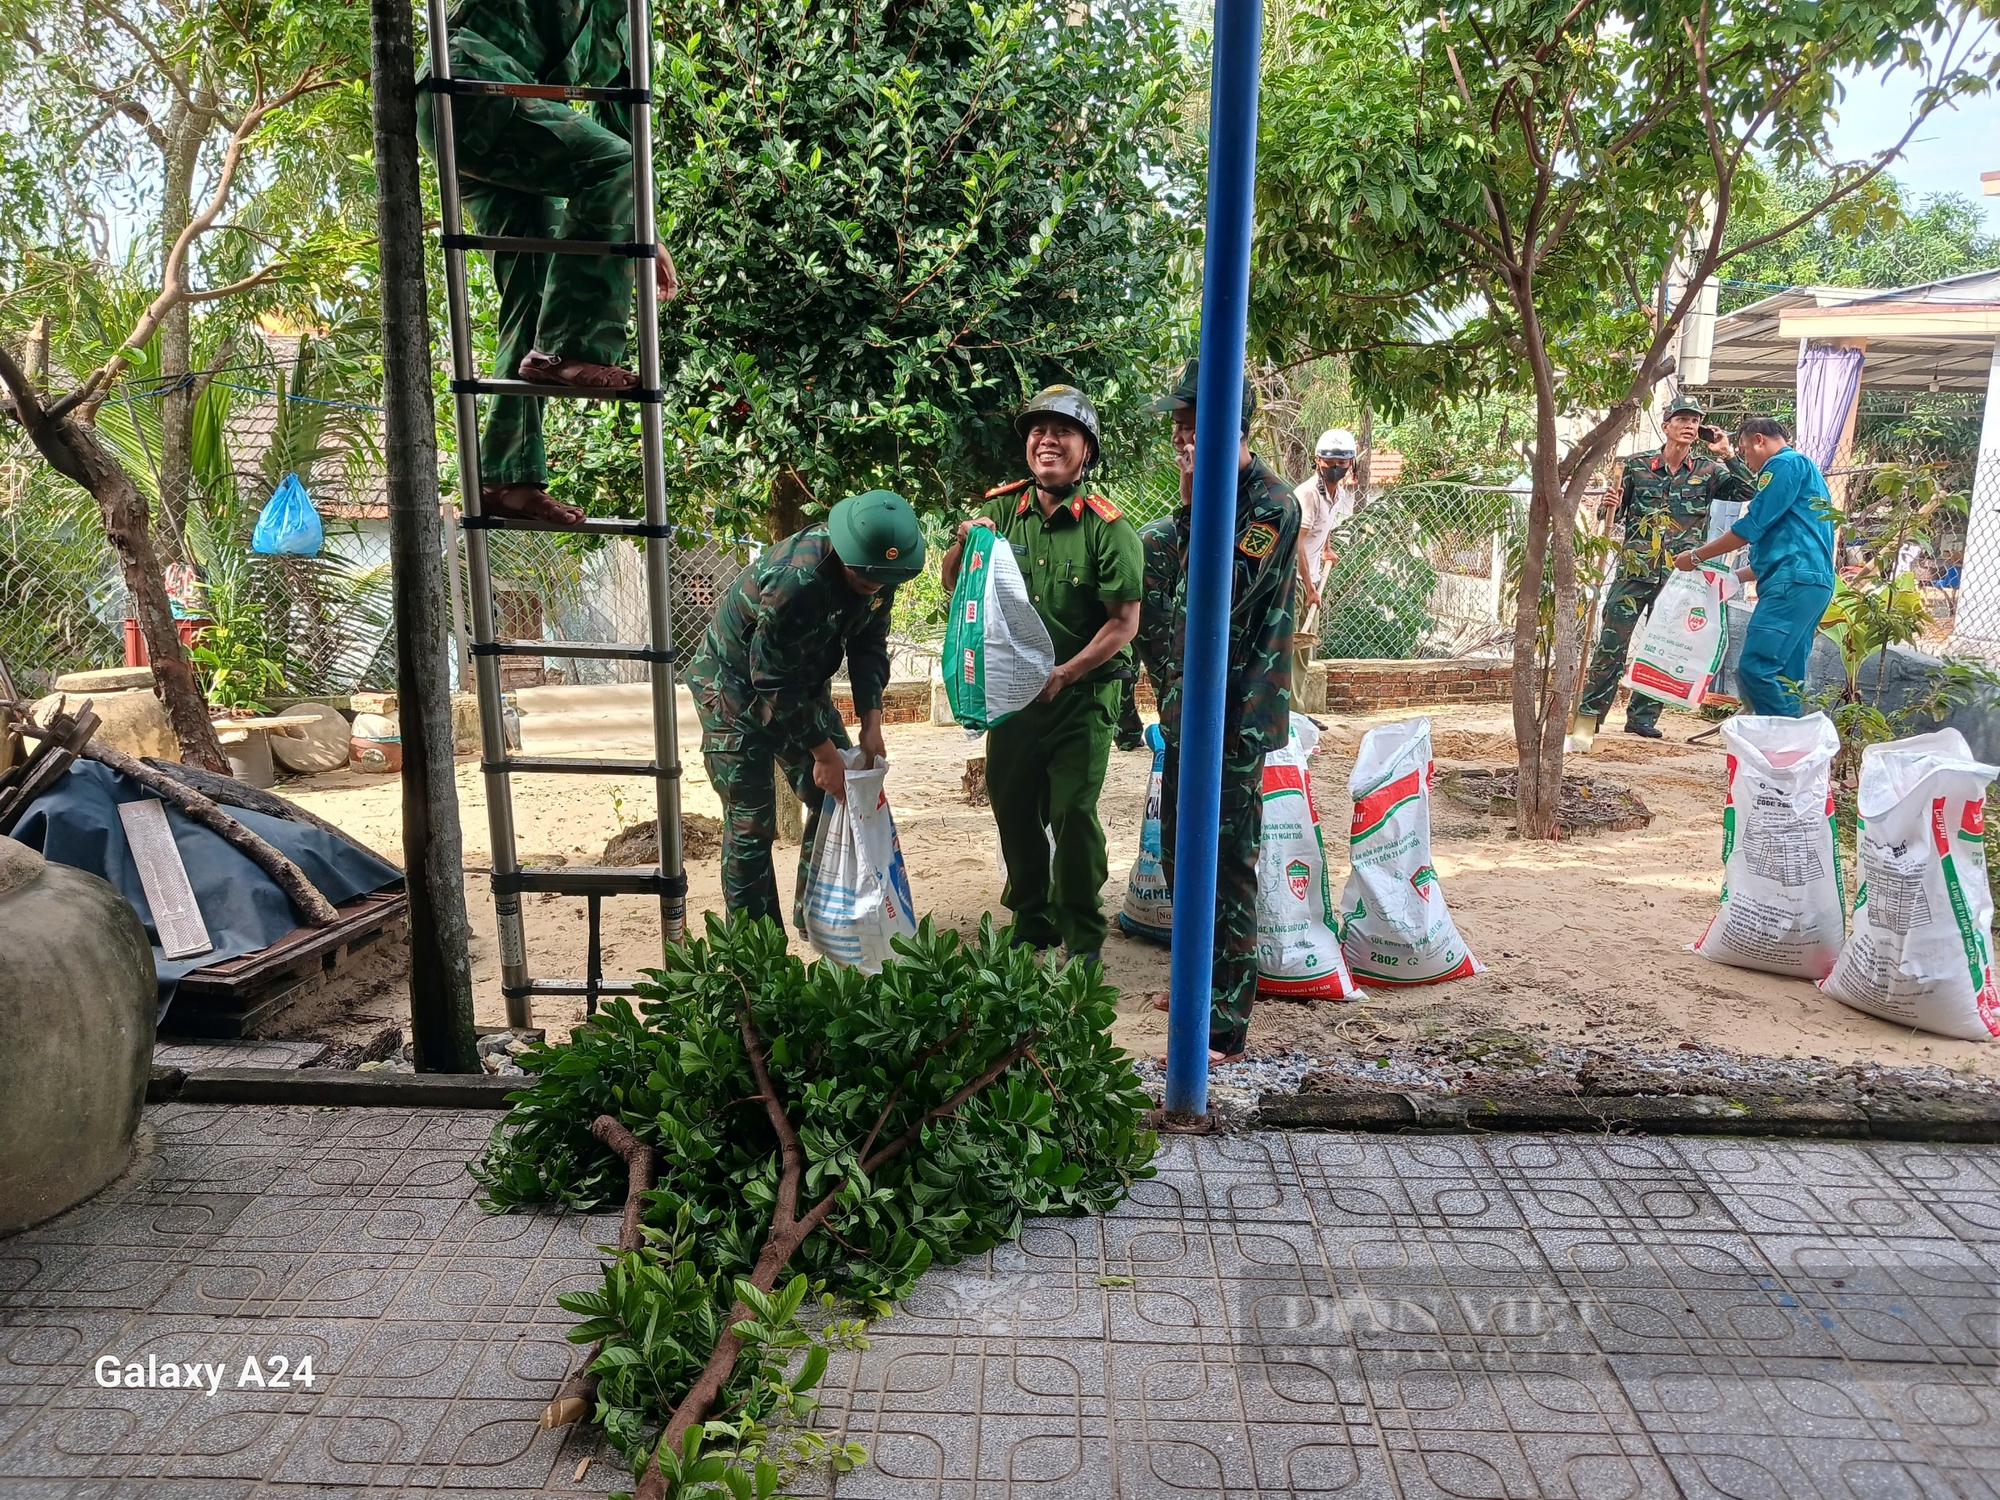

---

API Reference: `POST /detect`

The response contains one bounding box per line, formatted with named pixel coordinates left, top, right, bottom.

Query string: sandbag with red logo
left=1256, top=714, right=1359, bottom=998
left=1624, top=564, right=1734, bottom=711
left=1338, top=717, right=1483, bottom=986
left=1693, top=713, right=1845, bottom=979
left=1821, top=728, right=2000, bottom=1042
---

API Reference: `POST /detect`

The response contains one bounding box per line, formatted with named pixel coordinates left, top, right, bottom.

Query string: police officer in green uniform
left=1143, top=359, right=1300, bottom=1061
left=1578, top=395, right=1755, bottom=737
left=687, top=491, right=925, bottom=932
left=941, top=386, right=1143, bottom=967
left=418, top=0, right=680, bottom=526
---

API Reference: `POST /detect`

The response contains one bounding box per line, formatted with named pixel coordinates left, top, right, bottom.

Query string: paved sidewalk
left=2, top=1109, right=1997, bottom=1497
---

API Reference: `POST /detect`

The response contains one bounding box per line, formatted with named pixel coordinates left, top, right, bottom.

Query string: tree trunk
left=768, top=469, right=811, bottom=542
left=371, top=0, right=481, bottom=1073
left=0, top=345, right=228, bottom=773
left=155, top=83, right=212, bottom=555
left=1508, top=286, right=1582, bottom=842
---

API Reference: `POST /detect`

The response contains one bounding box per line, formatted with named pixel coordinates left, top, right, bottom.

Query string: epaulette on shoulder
left=983, top=477, right=1033, bottom=499
left=1083, top=492, right=1122, bottom=523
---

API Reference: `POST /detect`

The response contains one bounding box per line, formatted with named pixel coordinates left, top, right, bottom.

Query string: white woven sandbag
left=1693, top=714, right=1845, bottom=979
left=1257, top=714, right=1358, bottom=998
left=1118, top=723, right=1172, bottom=943
left=803, top=750, right=918, bottom=973
left=1339, top=717, right=1483, bottom=986
left=1822, top=728, right=2000, bottom=1042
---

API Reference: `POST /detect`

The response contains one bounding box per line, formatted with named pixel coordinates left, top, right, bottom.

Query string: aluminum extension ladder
left=421, top=0, right=686, bottom=1028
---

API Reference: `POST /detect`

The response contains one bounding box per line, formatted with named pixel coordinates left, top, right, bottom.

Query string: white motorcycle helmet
left=1315, top=428, right=1359, bottom=461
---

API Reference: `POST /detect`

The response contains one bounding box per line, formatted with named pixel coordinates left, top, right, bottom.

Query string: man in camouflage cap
left=687, top=491, right=924, bottom=931
left=942, top=384, right=1142, bottom=968
left=1578, top=394, right=1755, bottom=738
left=418, top=0, right=679, bottom=526
left=1142, top=358, right=1301, bottom=1062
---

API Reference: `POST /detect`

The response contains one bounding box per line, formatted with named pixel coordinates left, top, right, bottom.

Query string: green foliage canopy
left=621, top=0, right=1194, bottom=537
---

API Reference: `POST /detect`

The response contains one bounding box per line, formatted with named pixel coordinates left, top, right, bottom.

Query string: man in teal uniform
left=1674, top=416, right=1837, bottom=716
left=941, top=386, right=1143, bottom=967
left=1579, top=395, right=1756, bottom=737
left=1144, top=359, right=1300, bottom=1061
left=418, top=0, right=679, bottom=525
left=688, top=491, right=924, bottom=930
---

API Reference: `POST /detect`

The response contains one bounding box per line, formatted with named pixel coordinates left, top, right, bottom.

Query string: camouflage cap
left=829, top=490, right=925, bottom=582
left=1663, top=394, right=1706, bottom=419
left=1148, top=357, right=1257, bottom=434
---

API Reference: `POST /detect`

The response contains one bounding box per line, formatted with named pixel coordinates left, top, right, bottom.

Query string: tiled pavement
left=2, top=1112, right=1998, bottom=1497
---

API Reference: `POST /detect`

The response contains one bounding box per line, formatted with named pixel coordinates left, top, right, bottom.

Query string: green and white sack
left=1624, top=564, right=1733, bottom=710
left=1821, top=728, right=2000, bottom=1042
left=942, top=526, right=1056, bottom=734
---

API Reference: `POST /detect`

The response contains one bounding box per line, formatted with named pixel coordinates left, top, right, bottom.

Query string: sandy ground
left=280, top=697, right=2000, bottom=1080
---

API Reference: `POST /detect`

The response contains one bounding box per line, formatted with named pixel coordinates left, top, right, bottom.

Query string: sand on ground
left=280, top=699, right=2000, bottom=1079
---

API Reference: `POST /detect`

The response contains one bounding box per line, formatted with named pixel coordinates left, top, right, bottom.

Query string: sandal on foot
left=482, top=483, right=586, bottom=527
left=517, top=350, right=640, bottom=391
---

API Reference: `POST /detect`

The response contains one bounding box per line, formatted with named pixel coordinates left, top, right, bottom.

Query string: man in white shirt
left=1292, top=428, right=1357, bottom=672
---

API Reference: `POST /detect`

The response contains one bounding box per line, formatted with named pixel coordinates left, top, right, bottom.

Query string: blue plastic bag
left=251, top=473, right=323, bottom=557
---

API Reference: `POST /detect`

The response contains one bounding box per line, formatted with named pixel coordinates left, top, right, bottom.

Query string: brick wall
left=1321, top=658, right=1513, bottom=711
left=833, top=679, right=931, bottom=725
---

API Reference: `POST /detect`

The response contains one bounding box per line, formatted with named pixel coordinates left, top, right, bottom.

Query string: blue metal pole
left=1165, top=0, right=1262, bottom=1119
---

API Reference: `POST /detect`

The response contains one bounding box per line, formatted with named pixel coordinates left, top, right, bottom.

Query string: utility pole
left=1164, top=0, right=1263, bottom=1122
left=370, top=0, right=480, bottom=1071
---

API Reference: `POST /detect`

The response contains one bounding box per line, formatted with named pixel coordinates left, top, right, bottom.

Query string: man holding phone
left=1578, top=395, right=1756, bottom=738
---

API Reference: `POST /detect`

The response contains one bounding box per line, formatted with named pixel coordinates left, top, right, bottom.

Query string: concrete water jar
left=0, top=836, right=157, bottom=1235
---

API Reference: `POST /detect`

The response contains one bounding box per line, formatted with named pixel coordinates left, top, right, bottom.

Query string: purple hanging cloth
left=1795, top=343, right=1865, bottom=471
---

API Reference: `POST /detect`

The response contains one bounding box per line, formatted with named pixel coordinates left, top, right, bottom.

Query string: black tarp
left=11, top=760, right=403, bottom=1016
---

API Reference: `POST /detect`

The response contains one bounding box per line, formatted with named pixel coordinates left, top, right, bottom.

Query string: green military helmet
left=1148, top=356, right=1257, bottom=435
left=829, top=490, right=926, bottom=582
left=1663, top=394, right=1706, bottom=419
left=1014, top=384, right=1101, bottom=460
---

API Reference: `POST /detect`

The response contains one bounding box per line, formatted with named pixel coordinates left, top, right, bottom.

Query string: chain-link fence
left=1935, top=453, right=2000, bottom=653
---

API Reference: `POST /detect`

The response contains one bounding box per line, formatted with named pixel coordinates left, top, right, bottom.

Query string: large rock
left=270, top=702, right=352, bottom=775
left=34, top=686, right=179, bottom=763
left=0, top=837, right=157, bottom=1236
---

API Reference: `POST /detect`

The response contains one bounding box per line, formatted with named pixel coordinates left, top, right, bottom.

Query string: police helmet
left=1014, top=384, right=1101, bottom=460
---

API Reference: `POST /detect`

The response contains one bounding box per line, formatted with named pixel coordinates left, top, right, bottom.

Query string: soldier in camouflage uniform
left=1115, top=516, right=1180, bottom=748
left=687, top=492, right=925, bottom=930
left=1144, top=359, right=1300, bottom=1061
left=1579, top=395, right=1755, bottom=737
left=417, top=0, right=679, bottom=526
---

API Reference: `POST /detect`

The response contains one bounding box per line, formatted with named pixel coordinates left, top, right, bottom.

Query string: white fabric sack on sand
left=1118, top=723, right=1172, bottom=943
left=1257, top=714, right=1358, bottom=997
left=1693, top=713, right=1845, bottom=979
left=1821, top=728, right=2000, bottom=1042
left=803, top=749, right=918, bottom=974
left=1339, top=717, right=1483, bottom=986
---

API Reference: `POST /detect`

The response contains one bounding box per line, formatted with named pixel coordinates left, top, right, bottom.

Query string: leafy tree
left=620, top=0, right=1194, bottom=539
left=1252, top=0, right=2000, bottom=838
left=0, top=0, right=374, bottom=766
left=1721, top=167, right=2000, bottom=310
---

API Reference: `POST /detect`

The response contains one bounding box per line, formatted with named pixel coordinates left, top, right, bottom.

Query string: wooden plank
left=177, top=889, right=408, bottom=993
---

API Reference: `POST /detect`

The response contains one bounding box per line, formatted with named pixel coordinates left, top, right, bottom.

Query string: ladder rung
left=464, top=514, right=671, bottom=540
left=499, top=865, right=684, bottom=897
left=424, top=78, right=649, bottom=103
left=491, top=756, right=659, bottom=776
left=451, top=378, right=661, bottom=404
left=442, top=234, right=656, bottom=258
left=506, top=978, right=648, bottom=1000
left=476, top=638, right=667, bottom=662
